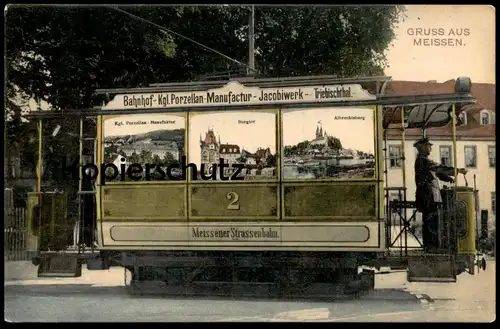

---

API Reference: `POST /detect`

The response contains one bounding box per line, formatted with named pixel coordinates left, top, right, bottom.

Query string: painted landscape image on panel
left=103, top=114, right=185, bottom=181
left=282, top=107, right=375, bottom=179
left=189, top=111, right=277, bottom=180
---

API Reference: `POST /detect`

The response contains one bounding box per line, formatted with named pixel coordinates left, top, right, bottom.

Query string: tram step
left=407, top=254, right=456, bottom=283
left=37, top=253, right=82, bottom=278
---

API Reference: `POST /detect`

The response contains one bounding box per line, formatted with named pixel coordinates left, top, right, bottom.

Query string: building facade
left=384, top=80, right=496, bottom=228
left=200, top=129, right=241, bottom=175
left=120, top=139, right=180, bottom=160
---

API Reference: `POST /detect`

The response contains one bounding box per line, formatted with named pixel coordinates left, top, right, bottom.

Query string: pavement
left=353, top=260, right=496, bottom=322
left=4, top=260, right=496, bottom=322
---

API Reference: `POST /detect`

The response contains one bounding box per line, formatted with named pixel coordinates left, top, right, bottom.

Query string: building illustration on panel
left=283, top=122, right=375, bottom=179
left=120, top=140, right=180, bottom=160
left=310, top=123, right=330, bottom=147
left=199, top=128, right=276, bottom=179
left=103, top=129, right=185, bottom=167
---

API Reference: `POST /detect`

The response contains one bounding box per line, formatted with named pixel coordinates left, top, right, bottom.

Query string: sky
left=283, top=107, right=375, bottom=154
left=384, top=5, right=495, bottom=83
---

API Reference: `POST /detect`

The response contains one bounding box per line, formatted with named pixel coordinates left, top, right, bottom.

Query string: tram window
left=389, top=145, right=402, bottom=168
left=439, top=145, right=452, bottom=167
left=464, top=145, right=477, bottom=168
left=492, top=192, right=496, bottom=215
left=488, top=146, right=495, bottom=168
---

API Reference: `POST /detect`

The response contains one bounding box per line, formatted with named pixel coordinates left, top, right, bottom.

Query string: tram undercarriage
left=110, top=251, right=377, bottom=298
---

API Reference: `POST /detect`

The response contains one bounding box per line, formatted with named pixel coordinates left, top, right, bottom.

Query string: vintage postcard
left=4, top=4, right=494, bottom=323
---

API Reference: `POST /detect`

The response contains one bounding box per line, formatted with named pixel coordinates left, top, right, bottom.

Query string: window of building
left=480, top=110, right=491, bottom=125
left=439, top=145, right=453, bottom=167
left=458, top=112, right=467, bottom=126
left=389, top=145, right=402, bottom=168
left=492, top=192, right=496, bottom=215
left=464, top=145, right=477, bottom=168
left=488, top=145, right=496, bottom=168
left=390, top=192, right=401, bottom=201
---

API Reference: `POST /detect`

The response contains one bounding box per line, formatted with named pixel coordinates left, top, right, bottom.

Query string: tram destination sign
left=102, top=81, right=376, bottom=110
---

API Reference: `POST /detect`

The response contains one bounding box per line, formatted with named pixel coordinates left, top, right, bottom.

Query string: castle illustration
left=199, top=128, right=273, bottom=176
left=310, top=121, right=330, bottom=146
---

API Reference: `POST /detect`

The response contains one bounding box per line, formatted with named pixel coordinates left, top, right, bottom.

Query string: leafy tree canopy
left=6, top=4, right=405, bottom=113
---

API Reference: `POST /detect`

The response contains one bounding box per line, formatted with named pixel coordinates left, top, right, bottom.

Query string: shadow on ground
left=5, top=283, right=421, bottom=305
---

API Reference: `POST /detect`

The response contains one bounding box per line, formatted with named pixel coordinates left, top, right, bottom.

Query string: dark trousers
left=422, top=203, right=442, bottom=252
left=81, top=195, right=96, bottom=245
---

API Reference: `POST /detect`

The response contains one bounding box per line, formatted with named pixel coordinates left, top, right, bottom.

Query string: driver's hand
left=458, top=168, right=468, bottom=175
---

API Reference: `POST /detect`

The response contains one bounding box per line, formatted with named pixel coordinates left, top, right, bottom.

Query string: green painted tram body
left=96, top=102, right=385, bottom=252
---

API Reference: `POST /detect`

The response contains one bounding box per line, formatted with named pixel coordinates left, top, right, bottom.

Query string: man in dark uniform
left=414, top=138, right=467, bottom=252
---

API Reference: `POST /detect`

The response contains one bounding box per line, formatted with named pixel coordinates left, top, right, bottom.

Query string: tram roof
left=381, top=93, right=476, bottom=129
left=26, top=74, right=476, bottom=130
left=93, top=75, right=391, bottom=95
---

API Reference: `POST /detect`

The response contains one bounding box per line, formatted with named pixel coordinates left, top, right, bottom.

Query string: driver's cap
left=413, top=137, right=433, bottom=148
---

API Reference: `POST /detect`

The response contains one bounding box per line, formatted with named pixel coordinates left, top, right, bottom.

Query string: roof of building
left=384, top=79, right=495, bottom=140
left=220, top=144, right=240, bottom=154
left=202, top=129, right=218, bottom=144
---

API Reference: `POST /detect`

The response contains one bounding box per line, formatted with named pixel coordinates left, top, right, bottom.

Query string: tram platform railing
left=384, top=187, right=424, bottom=257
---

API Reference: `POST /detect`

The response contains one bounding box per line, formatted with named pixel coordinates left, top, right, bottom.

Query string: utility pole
left=247, top=5, right=255, bottom=76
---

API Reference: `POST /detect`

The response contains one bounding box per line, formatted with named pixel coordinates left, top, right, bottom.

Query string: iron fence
left=4, top=189, right=36, bottom=261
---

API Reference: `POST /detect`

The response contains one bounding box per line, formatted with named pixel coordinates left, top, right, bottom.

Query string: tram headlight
left=455, top=77, right=472, bottom=93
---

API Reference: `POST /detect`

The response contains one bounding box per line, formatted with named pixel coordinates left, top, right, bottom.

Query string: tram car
left=26, top=75, right=487, bottom=297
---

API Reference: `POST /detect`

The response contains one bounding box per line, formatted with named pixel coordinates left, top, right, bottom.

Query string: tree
left=253, top=6, right=406, bottom=77
left=327, top=136, right=343, bottom=152
left=139, top=150, right=153, bottom=164
left=296, top=141, right=310, bottom=152
left=6, top=5, right=405, bottom=111
left=152, top=154, right=162, bottom=164
left=236, top=156, right=247, bottom=164
left=265, top=154, right=277, bottom=167
left=128, top=152, right=141, bottom=164
left=104, top=145, right=119, bottom=163
left=5, top=5, right=180, bottom=112
left=163, top=152, right=178, bottom=166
